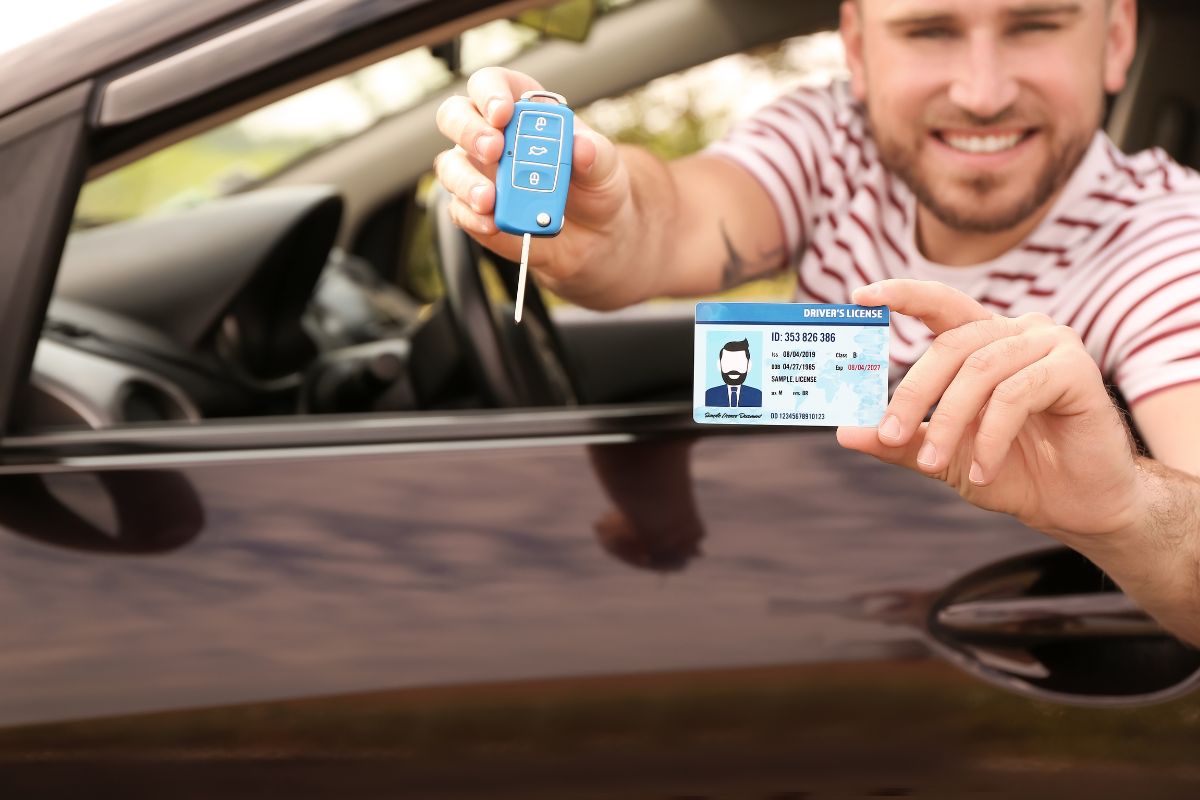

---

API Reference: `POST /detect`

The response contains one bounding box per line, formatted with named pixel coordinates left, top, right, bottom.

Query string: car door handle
left=928, top=548, right=1200, bottom=703
left=936, top=592, right=1165, bottom=640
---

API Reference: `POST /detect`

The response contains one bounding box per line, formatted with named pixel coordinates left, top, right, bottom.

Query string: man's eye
left=1010, top=21, right=1061, bottom=34
left=907, top=27, right=956, bottom=39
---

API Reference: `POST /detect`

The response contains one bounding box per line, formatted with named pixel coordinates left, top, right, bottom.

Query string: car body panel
left=1, top=431, right=1199, bottom=797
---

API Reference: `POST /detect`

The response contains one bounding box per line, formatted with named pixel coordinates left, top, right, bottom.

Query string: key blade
left=515, top=232, right=531, bottom=324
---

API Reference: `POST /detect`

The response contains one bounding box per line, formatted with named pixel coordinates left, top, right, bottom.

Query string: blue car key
left=494, top=90, right=574, bottom=323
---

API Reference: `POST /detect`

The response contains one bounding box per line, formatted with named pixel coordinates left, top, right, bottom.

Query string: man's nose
left=947, top=32, right=1019, bottom=121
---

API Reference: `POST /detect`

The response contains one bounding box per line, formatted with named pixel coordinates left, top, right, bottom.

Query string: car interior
left=13, top=0, right=1199, bottom=435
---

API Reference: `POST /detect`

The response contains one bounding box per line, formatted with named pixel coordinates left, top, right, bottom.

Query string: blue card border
left=696, top=302, right=889, bottom=326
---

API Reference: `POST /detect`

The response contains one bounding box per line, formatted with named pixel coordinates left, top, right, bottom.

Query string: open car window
left=30, top=0, right=847, bottom=435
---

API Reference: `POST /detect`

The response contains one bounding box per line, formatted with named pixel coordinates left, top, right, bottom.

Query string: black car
left=1, top=0, right=1199, bottom=797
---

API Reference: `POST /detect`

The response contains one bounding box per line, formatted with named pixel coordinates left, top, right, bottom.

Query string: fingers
left=911, top=324, right=1066, bottom=474
left=447, top=195, right=498, bottom=238
left=837, top=422, right=930, bottom=474
left=968, top=355, right=1067, bottom=485
left=435, top=95, right=504, bottom=163
left=853, top=278, right=993, bottom=336
left=436, top=68, right=547, bottom=160
left=435, top=146, right=498, bottom=213
left=843, top=276, right=1116, bottom=495
left=969, top=335, right=1108, bottom=484
left=847, top=319, right=1098, bottom=489
left=880, top=312, right=1054, bottom=446
left=466, top=67, right=545, bottom=129
left=435, top=67, right=627, bottom=260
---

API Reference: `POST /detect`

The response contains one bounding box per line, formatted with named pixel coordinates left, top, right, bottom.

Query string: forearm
left=1058, top=458, right=1200, bottom=646
left=544, top=147, right=787, bottom=309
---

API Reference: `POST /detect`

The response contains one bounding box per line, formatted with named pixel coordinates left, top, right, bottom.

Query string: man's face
left=842, top=0, right=1136, bottom=234
left=720, top=349, right=750, bottom=386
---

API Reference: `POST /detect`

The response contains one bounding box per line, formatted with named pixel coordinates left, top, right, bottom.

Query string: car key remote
left=494, top=90, right=574, bottom=323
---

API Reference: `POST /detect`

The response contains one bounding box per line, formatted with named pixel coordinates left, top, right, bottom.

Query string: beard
left=871, top=110, right=1094, bottom=234
left=722, top=370, right=748, bottom=386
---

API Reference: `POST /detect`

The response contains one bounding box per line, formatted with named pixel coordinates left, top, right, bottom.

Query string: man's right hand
left=434, top=67, right=634, bottom=294
left=434, top=67, right=787, bottom=309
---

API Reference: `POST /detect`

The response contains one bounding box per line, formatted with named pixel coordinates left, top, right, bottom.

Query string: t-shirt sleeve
left=1108, top=262, right=1200, bottom=406
left=704, top=85, right=847, bottom=259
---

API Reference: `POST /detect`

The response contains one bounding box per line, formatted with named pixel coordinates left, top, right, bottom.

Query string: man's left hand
left=838, top=278, right=1143, bottom=543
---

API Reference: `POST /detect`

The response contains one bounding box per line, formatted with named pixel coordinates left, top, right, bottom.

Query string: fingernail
left=469, top=184, right=487, bottom=210
left=486, top=99, right=503, bottom=123
left=878, top=414, right=901, bottom=441
left=917, top=441, right=937, bottom=468
left=475, top=131, right=498, bottom=158
left=969, top=461, right=984, bottom=484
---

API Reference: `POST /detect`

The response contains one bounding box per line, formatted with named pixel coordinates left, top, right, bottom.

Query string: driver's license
left=693, top=302, right=889, bottom=427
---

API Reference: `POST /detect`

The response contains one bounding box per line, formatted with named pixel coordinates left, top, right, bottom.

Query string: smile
left=935, top=130, right=1035, bottom=155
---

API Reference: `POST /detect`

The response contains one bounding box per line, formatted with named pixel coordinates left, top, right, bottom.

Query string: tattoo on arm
left=719, top=222, right=785, bottom=289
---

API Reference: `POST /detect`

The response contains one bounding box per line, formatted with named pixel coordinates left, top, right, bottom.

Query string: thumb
left=836, top=422, right=928, bottom=472
left=571, top=118, right=620, bottom=186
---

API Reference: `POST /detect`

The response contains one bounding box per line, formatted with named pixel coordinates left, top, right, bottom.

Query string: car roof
left=0, top=0, right=341, bottom=118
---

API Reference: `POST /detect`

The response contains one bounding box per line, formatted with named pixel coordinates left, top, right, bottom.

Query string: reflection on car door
left=2, top=411, right=1200, bottom=798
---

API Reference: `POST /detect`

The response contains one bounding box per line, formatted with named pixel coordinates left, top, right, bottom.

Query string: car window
left=37, top=7, right=848, bottom=434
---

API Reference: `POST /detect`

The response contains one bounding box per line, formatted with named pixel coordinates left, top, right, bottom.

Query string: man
left=436, top=0, right=1200, bottom=644
left=705, top=339, right=763, bottom=408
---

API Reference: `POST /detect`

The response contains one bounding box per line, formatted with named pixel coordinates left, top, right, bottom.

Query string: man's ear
left=840, top=0, right=868, bottom=102
left=1103, top=0, right=1137, bottom=95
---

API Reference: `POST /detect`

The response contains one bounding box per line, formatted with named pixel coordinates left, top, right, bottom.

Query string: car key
left=494, top=90, right=574, bottom=323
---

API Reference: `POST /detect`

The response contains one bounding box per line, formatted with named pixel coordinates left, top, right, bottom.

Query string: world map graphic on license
left=792, top=330, right=888, bottom=426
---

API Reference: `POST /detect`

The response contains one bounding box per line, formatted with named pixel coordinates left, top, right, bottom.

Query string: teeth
left=944, top=133, right=1023, bottom=154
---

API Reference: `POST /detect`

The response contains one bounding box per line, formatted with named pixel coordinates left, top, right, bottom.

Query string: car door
left=2, top=1, right=1200, bottom=799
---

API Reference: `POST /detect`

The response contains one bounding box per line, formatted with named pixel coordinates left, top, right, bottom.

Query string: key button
left=513, top=162, right=557, bottom=192
left=517, top=110, right=563, bottom=139
left=515, top=135, right=559, bottom=166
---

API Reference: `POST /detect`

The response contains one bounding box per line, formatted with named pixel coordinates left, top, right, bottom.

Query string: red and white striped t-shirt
left=706, top=82, right=1200, bottom=406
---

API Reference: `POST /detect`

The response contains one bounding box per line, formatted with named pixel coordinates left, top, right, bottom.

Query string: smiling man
left=436, top=0, right=1200, bottom=644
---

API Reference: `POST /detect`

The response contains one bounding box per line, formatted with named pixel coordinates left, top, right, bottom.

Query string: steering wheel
left=432, top=187, right=581, bottom=407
